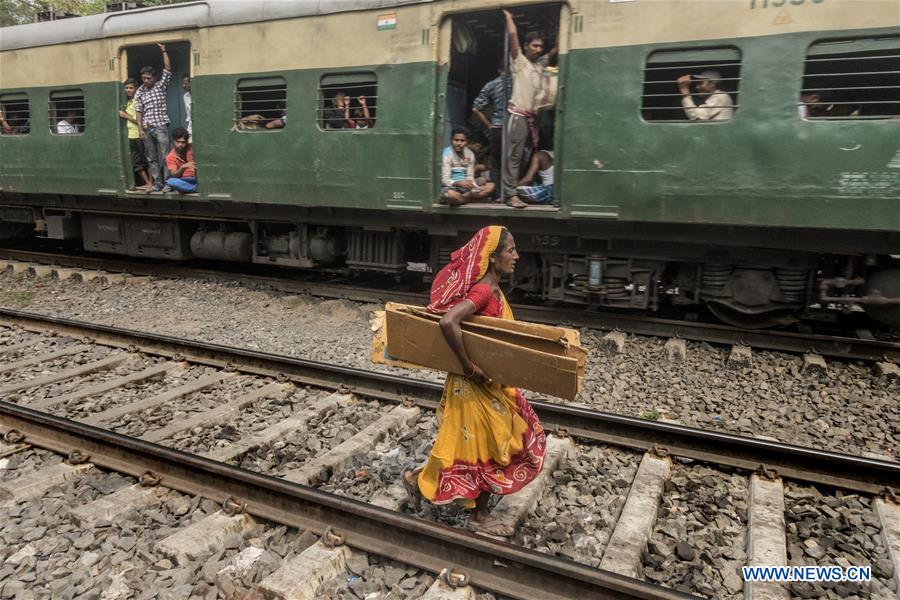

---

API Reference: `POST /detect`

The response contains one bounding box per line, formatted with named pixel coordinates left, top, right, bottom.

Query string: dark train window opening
left=800, top=36, right=900, bottom=120
left=234, top=76, right=287, bottom=131
left=122, top=42, right=192, bottom=133
left=641, top=47, right=742, bottom=122
left=0, top=93, right=30, bottom=135
left=318, top=73, right=377, bottom=130
left=48, top=90, right=85, bottom=135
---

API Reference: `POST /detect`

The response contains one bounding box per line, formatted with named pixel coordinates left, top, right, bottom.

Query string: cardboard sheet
left=371, top=303, right=586, bottom=400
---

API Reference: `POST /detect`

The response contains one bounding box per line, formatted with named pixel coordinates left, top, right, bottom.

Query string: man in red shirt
left=163, top=127, right=197, bottom=193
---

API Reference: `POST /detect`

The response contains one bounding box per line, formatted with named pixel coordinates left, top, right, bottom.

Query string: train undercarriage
left=1, top=202, right=898, bottom=329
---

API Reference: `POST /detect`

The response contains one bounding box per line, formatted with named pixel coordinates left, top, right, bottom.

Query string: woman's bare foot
left=468, top=513, right=514, bottom=537
left=402, top=469, right=423, bottom=510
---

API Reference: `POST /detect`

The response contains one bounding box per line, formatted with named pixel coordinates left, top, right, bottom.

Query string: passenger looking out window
left=0, top=108, right=29, bottom=135
left=182, top=74, right=192, bottom=136
left=56, top=109, right=79, bottom=134
left=677, top=71, right=734, bottom=121
left=135, top=43, right=173, bottom=192
left=502, top=9, right=557, bottom=209
left=799, top=91, right=845, bottom=119
left=516, top=147, right=554, bottom=205
left=323, top=92, right=371, bottom=129
left=164, top=127, right=197, bottom=194
left=441, top=128, right=495, bottom=206
left=265, top=102, right=287, bottom=129
left=119, top=78, right=151, bottom=191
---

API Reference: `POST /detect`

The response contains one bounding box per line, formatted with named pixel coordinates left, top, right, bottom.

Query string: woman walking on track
left=403, top=225, right=546, bottom=537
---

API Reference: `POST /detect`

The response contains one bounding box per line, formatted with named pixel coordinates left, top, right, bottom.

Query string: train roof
left=0, top=0, right=431, bottom=52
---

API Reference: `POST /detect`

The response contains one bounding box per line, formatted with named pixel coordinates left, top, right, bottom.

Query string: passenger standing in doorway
left=135, top=43, right=173, bottom=192
left=182, top=74, right=192, bottom=136
left=119, top=78, right=151, bottom=191
left=502, top=10, right=554, bottom=209
left=471, top=69, right=508, bottom=198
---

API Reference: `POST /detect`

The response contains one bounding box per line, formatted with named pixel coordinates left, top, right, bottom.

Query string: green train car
left=1, top=0, right=898, bottom=326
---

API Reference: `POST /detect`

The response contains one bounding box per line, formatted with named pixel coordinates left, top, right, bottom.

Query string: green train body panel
left=557, top=29, right=900, bottom=231
left=1, top=31, right=898, bottom=233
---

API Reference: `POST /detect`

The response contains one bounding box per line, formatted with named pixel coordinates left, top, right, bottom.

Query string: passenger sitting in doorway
left=163, top=127, right=197, bottom=194
left=677, top=71, right=734, bottom=121
left=119, top=79, right=152, bottom=191
left=468, top=133, right=492, bottom=186
left=182, top=74, right=192, bottom=136
left=56, top=109, right=79, bottom=134
left=516, top=147, right=554, bottom=205
left=441, top=128, right=495, bottom=206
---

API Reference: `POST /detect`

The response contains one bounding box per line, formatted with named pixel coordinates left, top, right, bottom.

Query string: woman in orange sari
left=403, top=225, right=546, bottom=537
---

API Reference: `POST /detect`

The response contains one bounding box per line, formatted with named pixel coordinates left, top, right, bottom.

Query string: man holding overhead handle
left=135, top=43, right=173, bottom=193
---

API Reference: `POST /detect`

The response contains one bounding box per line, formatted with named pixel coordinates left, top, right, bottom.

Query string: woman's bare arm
left=439, top=300, right=490, bottom=384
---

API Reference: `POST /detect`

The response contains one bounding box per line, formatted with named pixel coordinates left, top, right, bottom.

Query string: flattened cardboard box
left=372, top=303, right=587, bottom=401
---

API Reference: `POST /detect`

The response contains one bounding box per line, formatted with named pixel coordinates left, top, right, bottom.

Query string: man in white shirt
left=182, top=74, right=192, bottom=135
left=56, top=109, right=79, bottom=134
left=677, top=70, right=734, bottom=121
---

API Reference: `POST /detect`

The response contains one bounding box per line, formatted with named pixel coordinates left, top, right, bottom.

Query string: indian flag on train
left=377, top=12, right=397, bottom=30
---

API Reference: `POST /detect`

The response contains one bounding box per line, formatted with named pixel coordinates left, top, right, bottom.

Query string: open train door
left=435, top=3, right=567, bottom=209
left=116, top=40, right=193, bottom=192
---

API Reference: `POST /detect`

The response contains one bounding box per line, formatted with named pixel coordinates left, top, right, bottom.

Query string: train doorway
left=440, top=4, right=562, bottom=207
left=118, top=42, right=192, bottom=191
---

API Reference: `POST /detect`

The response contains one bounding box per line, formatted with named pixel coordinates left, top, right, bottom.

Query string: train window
left=641, top=47, right=741, bottom=122
left=48, top=90, right=85, bottom=135
left=234, top=77, right=287, bottom=131
left=800, top=36, right=900, bottom=120
left=0, top=93, right=30, bottom=136
left=318, top=73, right=377, bottom=130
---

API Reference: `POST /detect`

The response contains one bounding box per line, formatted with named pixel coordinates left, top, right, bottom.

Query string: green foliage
left=639, top=409, right=661, bottom=421
left=1, top=0, right=187, bottom=27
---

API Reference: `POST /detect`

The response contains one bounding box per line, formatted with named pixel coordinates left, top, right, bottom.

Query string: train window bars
left=641, top=47, right=742, bottom=123
left=48, top=90, right=85, bottom=135
left=234, top=77, right=287, bottom=131
left=0, top=93, right=30, bottom=136
left=800, top=36, right=900, bottom=120
left=318, top=73, right=377, bottom=130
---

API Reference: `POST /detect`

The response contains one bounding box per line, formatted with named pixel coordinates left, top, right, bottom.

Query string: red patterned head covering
left=427, top=226, right=506, bottom=314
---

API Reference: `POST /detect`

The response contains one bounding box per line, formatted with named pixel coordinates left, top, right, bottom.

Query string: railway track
left=2, top=248, right=898, bottom=364
left=1, top=311, right=898, bottom=599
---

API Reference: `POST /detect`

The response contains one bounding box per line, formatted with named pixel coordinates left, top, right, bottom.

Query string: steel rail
left=0, top=401, right=688, bottom=600
left=1, top=308, right=897, bottom=495
left=2, top=247, right=897, bottom=362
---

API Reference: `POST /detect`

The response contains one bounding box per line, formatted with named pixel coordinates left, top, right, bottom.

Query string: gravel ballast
left=2, top=272, right=895, bottom=458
